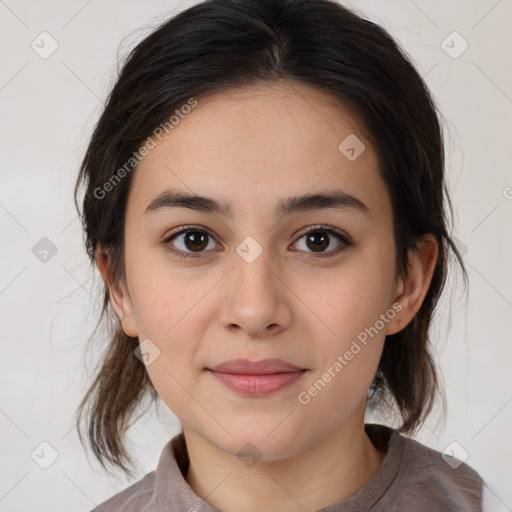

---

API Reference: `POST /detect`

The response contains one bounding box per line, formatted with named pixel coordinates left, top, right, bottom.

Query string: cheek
left=298, top=248, right=395, bottom=387
left=302, top=286, right=387, bottom=400
left=130, top=271, right=207, bottom=414
left=301, top=256, right=395, bottom=345
left=126, top=247, right=213, bottom=340
left=124, top=257, right=208, bottom=413
left=295, top=269, right=392, bottom=419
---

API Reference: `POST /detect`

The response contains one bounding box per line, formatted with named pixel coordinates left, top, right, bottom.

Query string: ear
left=386, top=234, right=439, bottom=335
left=95, top=246, right=138, bottom=338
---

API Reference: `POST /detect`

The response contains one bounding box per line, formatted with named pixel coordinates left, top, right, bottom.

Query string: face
left=107, top=81, right=409, bottom=460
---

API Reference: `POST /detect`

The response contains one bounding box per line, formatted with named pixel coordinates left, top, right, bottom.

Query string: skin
left=97, top=80, right=438, bottom=512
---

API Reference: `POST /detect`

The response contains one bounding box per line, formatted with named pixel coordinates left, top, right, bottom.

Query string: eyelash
left=162, top=224, right=354, bottom=260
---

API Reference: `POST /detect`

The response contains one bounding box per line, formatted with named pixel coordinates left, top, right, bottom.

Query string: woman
left=74, top=0, right=484, bottom=509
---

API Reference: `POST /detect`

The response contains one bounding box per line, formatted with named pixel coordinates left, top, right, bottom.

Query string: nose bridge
left=219, top=238, right=291, bottom=336
left=231, top=239, right=279, bottom=307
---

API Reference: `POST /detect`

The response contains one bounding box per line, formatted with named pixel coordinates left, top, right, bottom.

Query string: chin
left=212, top=423, right=307, bottom=463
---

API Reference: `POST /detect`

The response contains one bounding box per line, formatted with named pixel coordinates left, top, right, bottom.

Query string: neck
left=182, top=409, right=386, bottom=512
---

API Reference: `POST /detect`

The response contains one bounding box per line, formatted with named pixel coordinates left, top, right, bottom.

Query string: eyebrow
left=144, top=188, right=369, bottom=219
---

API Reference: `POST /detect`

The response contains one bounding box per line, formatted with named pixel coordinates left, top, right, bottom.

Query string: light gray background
left=1, top=0, right=511, bottom=510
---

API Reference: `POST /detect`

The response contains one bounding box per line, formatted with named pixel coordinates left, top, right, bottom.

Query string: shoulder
left=86, top=435, right=190, bottom=512
left=389, top=432, right=483, bottom=511
left=88, top=471, right=156, bottom=512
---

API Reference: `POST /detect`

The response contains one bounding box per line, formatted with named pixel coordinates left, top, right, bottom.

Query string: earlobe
left=94, top=246, right=138, bottom=338
left=386, top=234, right=438, bottom=335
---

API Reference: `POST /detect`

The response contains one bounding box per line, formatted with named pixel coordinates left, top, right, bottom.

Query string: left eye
left=164, top=225, right=352, bottom=259
left=292, top=226, right=352, bottom=257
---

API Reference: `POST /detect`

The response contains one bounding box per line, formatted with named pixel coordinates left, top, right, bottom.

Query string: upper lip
left=207, top=358, right=305, bottom=375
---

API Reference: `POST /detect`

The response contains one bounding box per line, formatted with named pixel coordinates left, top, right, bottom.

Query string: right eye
left=163, top=226, right=222, bottom=258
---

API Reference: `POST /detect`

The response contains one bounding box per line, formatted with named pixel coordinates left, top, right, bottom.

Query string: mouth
left=205, top=358, right=307, bottom=395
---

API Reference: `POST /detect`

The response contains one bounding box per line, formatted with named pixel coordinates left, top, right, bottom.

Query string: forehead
left=128, top=81, right=391, bottom=222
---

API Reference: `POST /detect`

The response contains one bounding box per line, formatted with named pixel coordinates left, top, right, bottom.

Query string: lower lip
left=207, top=370, right=306, bottom=395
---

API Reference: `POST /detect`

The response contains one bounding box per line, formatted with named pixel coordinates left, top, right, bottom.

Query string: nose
left=218, top=245, right=293, bottom=339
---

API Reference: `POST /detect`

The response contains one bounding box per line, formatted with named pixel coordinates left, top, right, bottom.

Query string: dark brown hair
left=74, top=0, right=467, bottom=478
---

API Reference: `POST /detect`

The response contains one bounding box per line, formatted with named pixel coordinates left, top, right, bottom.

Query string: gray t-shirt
left=90, top=423, right=483, bottom=511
